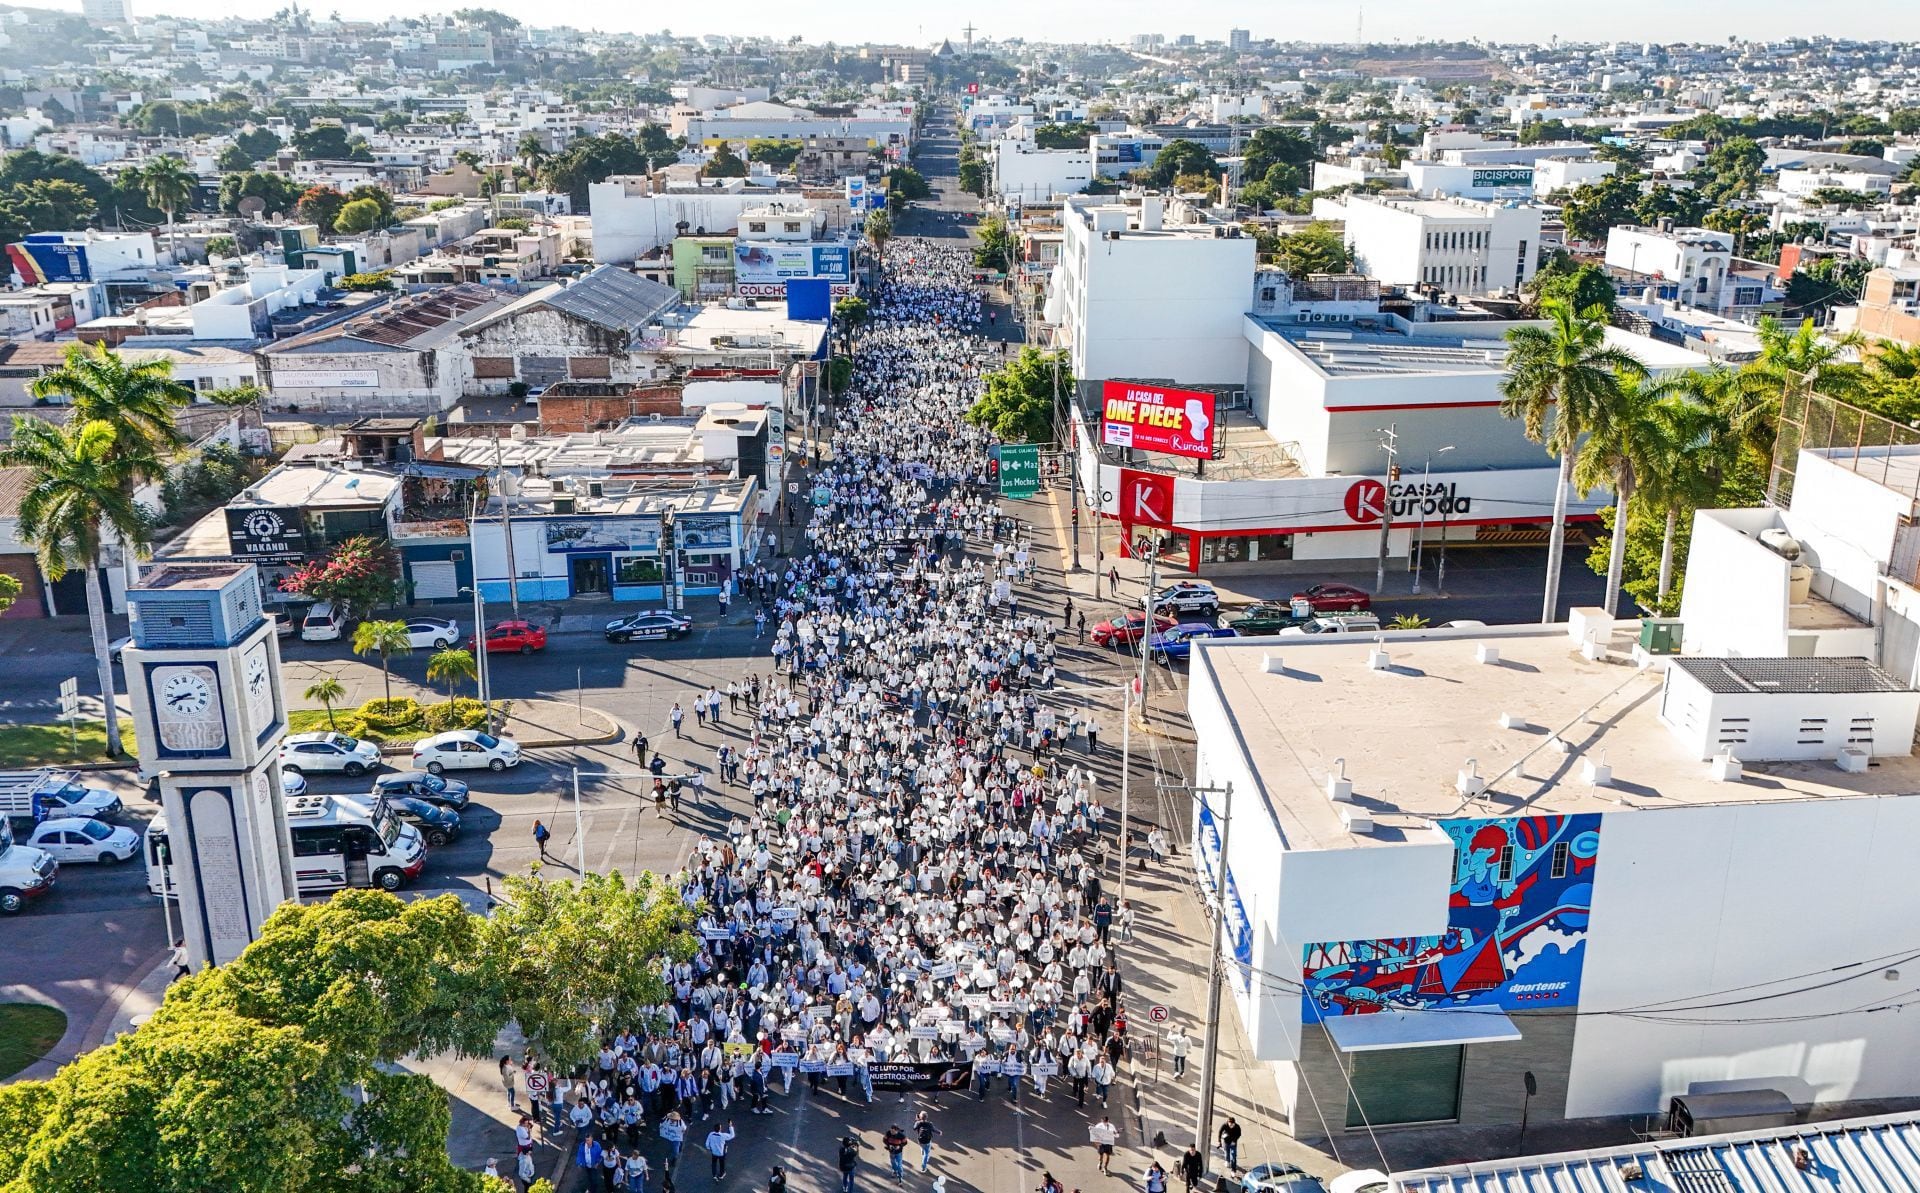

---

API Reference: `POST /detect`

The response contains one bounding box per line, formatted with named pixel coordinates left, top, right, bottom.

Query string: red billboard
left=1100, top=381, right=1216, bottom=459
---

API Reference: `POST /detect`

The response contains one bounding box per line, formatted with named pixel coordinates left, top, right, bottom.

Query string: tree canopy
left=1148, top=138, right=1217, bottom=187
left=966, top=347, right=1072, bottom=445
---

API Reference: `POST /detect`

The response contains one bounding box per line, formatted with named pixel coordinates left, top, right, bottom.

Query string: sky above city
left=99, top=0, right=1920, bottom=47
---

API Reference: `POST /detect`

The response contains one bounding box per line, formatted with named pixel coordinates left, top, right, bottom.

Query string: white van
left=301, top=601, right=345, bottom=641
left=148, top=791, right=425, bottom=898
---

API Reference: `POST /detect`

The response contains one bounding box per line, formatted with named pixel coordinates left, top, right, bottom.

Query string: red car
left=1291, top=583, right=1372, bottom=613
left=1090, top=610, right=1177, bottom=648
left=472, top=619, right=548, bottom=655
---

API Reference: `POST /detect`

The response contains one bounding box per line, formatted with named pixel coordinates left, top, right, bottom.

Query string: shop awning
left=1321, top=1009, right=1522, bottom=1053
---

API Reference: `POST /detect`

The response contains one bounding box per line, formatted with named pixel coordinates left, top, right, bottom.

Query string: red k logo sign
left=1119, top=470, right=1175, bottom=529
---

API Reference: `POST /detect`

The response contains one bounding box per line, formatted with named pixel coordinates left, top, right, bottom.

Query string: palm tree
left=304, top=674, right=346, bottom=731
left=1636, top=373, right=1738, bottom=606
left=141, top=156, right=197, bottom=265
left=865, top=208, right=893, bottom=270
left=351, top=619, right=413, bottom=705
left=1731, top=315, right=1867, bottom=467
left=1573, top=372, right=1706, bottom=615
left=2, top=419, right=146, bottom=757
left=1500, top=300, right=1646, bottom=622
left=515, top=133, right=547, bottom=174
left=30, top=343, right=193, bottom=480
left=425, top=647, right=477, bottom=709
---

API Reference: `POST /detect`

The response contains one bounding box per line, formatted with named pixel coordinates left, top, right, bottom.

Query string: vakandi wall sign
left=1100, top=381, right=1217, bottom=460
left=224, top=507, right=307, bottom=559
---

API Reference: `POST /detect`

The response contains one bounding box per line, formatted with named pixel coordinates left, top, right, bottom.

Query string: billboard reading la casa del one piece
left=1100, top=381, right=1217, bottom=459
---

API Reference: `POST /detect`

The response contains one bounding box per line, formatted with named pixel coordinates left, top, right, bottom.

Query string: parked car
left=605, top=610, right=694, bottom=643
left=388, top=795, right=462, bottom=846
left=1229, top=602, right=1315, bottom=636
left=1145, top=581, right=1220, bottom=616
left=473, top=619, right=547, bottom=655
left=1290, top=583, right=1372, bottom=613
left=371, top=770, right=471, bottom=811
left=411, top=730, right=522, bottom=774
left=1240, top=1164, right=1330, bottom=1193
left=301, top=601, right=346, bottom=641
left=280, top=731, right=383, bottom=776
left=1148, top=622, right=1239, bottom=664
left=1278, top=613, right=1384, bottom=637
left=24, top=817, right=140, bottom=865
left=269, top=609, right=297, bottom=637
left=108, top=636, right=133, bottom=664
left=399, top=617, right=461, bottom=650
left=1090, top=610, right=1177, bottom=648
left=1328, top=1172, right=1389, bottom=1193
left=280, top=767, right=308, bottom=797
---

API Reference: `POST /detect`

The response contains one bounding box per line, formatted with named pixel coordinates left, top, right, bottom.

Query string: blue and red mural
left=1301, top=814, right=1603, bottom=1018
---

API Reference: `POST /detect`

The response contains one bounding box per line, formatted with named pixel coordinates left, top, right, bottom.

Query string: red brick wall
left=537, top=384, right=684, bottom=433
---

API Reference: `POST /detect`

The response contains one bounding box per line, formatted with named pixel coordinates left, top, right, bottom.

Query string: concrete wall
left=259, top=345, right=464, bottom=415
left=462, top=306, right=646, bottom=395
left=1569, top=796, right=1920, bottom=1117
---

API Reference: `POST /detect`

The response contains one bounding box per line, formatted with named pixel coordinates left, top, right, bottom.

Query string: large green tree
left=1500, top=300, right=1645, bottom=621
left=1269, top=221, right=1350, bottom=276
left=1148, top=138, right=1217, bottom=187
left=479, top=871, right=698, bottom=1071
left=966, top=347, right=1073, bottom=445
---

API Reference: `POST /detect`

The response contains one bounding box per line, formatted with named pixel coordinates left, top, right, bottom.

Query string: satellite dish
left=238, top=196, right=267, bottom=218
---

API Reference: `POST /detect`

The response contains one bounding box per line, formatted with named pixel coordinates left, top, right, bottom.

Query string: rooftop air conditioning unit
left=552, top=494, right=576, bottom=514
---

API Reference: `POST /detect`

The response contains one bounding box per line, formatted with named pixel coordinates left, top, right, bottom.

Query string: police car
left=604, top=610, right=694, bottom=643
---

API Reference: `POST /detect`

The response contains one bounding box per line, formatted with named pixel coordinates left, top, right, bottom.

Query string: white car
left=280, top=767, right=308, bottom=797
left=1329, top=1172, right=1389, bottom=1193
left=400, top=617, right=461, bottom=649
left=37, top=784, right=123, bottom=821
left=411, top=730, right=522, bottom=774
left=280, top=732, right=383, bottom=776
left=25, top=817, right=140, bottom=865
left=1278, top=614, right=1384, bottom=637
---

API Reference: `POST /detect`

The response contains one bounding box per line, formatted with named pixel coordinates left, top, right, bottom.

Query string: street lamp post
left=1410, top=446, right=1455, bottom=594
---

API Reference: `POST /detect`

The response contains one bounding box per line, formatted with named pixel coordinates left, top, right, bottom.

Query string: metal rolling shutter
left=412, top=561, right=458, bottom=601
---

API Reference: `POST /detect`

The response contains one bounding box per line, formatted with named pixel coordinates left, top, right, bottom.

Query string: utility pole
left=1194, top=780, right=1236, bottom=1152
left=1375, top=423, right=1398, bottom=596
left=491, top=436, right=521, bottom=620
left=1410, top=445, right=1454, bottom=594
left=1117, top=542, right=1157, bottom=905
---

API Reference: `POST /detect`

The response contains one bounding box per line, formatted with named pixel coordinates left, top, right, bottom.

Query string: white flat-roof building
left=991, top=143, right=1094, bottom=203
left=1604, top=225, right=1733, bottom=305
left=1188, top=622, right=1920, bottom=1138
left=1049, top=195, right=1257, bottom=387
left=1328, top=193, right=1544, bottom=295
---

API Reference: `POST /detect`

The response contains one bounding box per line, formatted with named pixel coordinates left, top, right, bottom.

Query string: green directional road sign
left=998, top=443, right=1041, bottom=498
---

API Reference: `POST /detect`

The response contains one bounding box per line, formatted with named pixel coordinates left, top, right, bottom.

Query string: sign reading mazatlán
left=1100, top=381, right=1216, bottom=460
left=1471, top=167, right=1534, bottom=189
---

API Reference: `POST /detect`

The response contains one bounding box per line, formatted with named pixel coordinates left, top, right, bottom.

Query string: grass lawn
left=0, top=720, right=138, bottom=769
left=0, top=1003, right=68, bottom=1081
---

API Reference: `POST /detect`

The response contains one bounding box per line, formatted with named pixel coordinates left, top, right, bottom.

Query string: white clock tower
left=123, top=562, right=297, bottom=968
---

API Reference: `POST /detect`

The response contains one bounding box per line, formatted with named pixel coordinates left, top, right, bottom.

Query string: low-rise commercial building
left=1329, top=193, right=1543, bottom=295
left=257, top=284, right=512, bottom=415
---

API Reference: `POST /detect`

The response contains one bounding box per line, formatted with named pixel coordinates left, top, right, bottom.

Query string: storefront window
left=1200, top=534, right=1293, bottom=564
left=615, top=555, right=662, bottom=584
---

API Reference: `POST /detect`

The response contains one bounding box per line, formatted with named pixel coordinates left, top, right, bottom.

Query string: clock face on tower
left=242, top=641, right=273, bottom=738
left=151, top=663, right=227, bottom=752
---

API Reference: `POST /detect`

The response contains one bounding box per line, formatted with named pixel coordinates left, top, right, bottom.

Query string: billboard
left=225, top=507, right=307, bottom=559
left=543, top=517, right=662, bottom=553
left=1471, top=167, right=1534, bottom=189
left=845, top=177, right=867, bottom=207
left=1302, top=813, right=1603, bottom=1017
left=7, top=239, right=89, bottom=284
left=734, top=242, right=851, bottom=284
left=1115, top=143, right=1142, bottom=164
left=1100, top=381, right=1216, bottom=459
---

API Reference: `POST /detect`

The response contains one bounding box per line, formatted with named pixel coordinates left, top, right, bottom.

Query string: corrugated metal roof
left=540, top=266, right=680, bottom=334
left=1393, top=1111, right=1920, bottom=1193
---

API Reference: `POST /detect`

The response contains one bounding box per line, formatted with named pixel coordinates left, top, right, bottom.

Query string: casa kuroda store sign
left=1100, top=381, right=1217, bottom=460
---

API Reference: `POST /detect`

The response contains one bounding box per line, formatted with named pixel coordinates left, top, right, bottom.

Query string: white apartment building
left=1604, top=224, right=1732, bottom=305
left=1776, top=168, right=1895, bottom=198
left=1330, top=194, right=1543, bottom=294
left=1046, top=195, right=1256, bottom=387
left=991, top=143, right=1094, bottom=203
left=1531, top=156, right=1617, bottom=196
